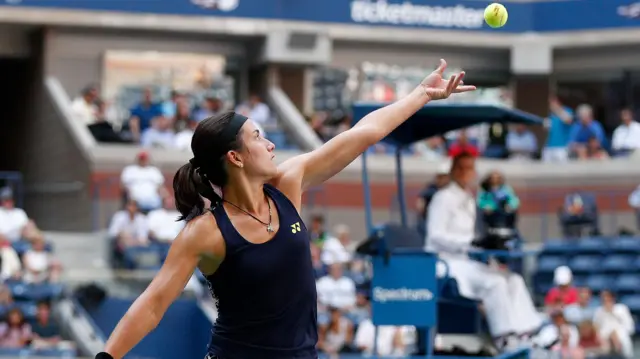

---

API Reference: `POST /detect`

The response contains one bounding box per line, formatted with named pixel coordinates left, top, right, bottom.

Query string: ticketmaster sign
left=371, top=252, right=438, bottom=327
left=350, top=1, right=485, bottom=29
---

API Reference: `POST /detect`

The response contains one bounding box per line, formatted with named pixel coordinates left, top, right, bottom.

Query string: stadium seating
left=533, top=236, right=640, bottom=333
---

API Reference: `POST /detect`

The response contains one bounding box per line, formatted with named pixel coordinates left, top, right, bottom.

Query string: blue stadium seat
left=8, top=283, right=64, bottom=302
left=31, top=348, right=76, bottom=358
left=586, top=275, right=612, bottom=292
left=621, top=294, right=640, bottom=313
left=611, top=237, right=640, bottom=253
left=537, top=255, right=567, bottom=272
left=542, top=240, right=576, bottom=254
left=266, top=131, right=289, bottom=149
left=569, top=255, right=602, bottom=273
left=572, top=275, right=587, bottom=288
left=602, top=255, right=635, bottom=272
left=577, top=237, right=609, bottom=253
left=615, top=274, right=640, bottom=294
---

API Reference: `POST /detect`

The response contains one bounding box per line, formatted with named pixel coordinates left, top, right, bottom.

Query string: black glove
left=95, top=353, right=114, bottom=359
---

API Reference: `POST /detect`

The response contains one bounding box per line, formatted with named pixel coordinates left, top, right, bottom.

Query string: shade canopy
left=351, top=103, right=544, bottom=147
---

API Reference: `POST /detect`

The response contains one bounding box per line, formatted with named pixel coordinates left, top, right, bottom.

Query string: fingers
left=446, top=72, right=465, bottom=96
left=445, top=75, right=456, bottom=95
left=433, top=59, right=447, bottom=75
left=452, top=85, right=477, bottom=93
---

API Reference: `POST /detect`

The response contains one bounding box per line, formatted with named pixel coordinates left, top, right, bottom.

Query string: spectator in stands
left=578, top=320, right=610, bottom=358
left=413, top=136, right=447, bottom=160
left=310, top=244, right=326, bottom=279
left=162, top=90, right=182, bottom=119
left=310, top=112, right=331, bottom=142
left=612, top=107, right=640, bottom=156
left=560, top=192, right=600, bottom=237
left=628, top=185, right=640, bottom=231
left=447, top=130, right=479, bottom=157
left=354, top=318, right=410, bottom=357
left=568, top=104, right=606, bottom=159
left=477, top=170, right=519, bottom=230
left=545, top=266, right=578, bottom=309
left=23, top=238, right=61, bottom=284
left=553, top=325, right=585, bottom=359
left=120, top=151, right=166, bottom=212
left=0, top=187, right=27, bottom=242
left=0, top=307, right=32, bottom=348
left=70, top=85, right=99, bottom=126
left=582, top=136, right=610, bottom=160
left=321, top=224, right=352, bottom=266
left=174, top=117, right=198, bottom=151
left=593, top=290, right=634, bottom=358
left=193, top=96, right=223, bottom=123
left=236, top=94, right=274, bottom=130
left=506, top=124, right=538, bottom=160
left=140, top=115, right=175, bottom=149
left=128, top=87, right=163, bottom=142
left=543, top=95, right=574, bottom=162
left=309, top=214, right=328, bottom=245
left=91, top=99, right=125, bottom=143
left=0, top=235, right=21, bottom=281
left=536, top=309, right=579, bottom=352
left=565, top=288, right=597, bottom=325
left=108, top=199, right=149, bottom=251
left=172, top=97, right=192, bottom=133
left=31, top=301, right=62, bottom=350
left=147, top=196, right=184, bottom=243
left=349, top=291, right=371, bottom=325
left=318, top=307, right=353, bottom=357
left=316, top=264, right=356, bottom=311
left=426, top=153, right=542, bottom=350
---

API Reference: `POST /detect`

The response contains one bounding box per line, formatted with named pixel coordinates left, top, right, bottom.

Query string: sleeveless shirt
left=206, top=184, right=318, bottom=359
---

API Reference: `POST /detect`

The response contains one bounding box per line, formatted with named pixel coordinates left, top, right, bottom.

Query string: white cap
left=554, top=266, right=572, bottom=286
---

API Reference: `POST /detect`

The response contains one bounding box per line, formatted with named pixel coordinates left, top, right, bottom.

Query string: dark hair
left=173, top=112, right=244, bottom=221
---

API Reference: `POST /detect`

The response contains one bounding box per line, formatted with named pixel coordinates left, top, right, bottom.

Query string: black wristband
left=95, top=353, right=114, bottom=359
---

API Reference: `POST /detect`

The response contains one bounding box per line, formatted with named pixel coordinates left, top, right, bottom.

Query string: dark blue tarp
left=351, top=103, right=543, bottom=147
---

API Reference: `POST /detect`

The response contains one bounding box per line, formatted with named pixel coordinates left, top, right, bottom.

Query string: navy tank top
left=205, top=184, right=318, bottom=359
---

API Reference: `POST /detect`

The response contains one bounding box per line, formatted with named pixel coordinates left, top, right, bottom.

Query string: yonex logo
left=291, top=222, right=301, bottom=233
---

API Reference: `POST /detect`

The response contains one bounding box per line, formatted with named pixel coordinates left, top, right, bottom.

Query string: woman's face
left=489, top=172, right=502, bottom=187
left=231, top=121, right=277, bottom=179
left=330, top=309, right=341, bottom=322
left=8, top=310, right=21, bottom=325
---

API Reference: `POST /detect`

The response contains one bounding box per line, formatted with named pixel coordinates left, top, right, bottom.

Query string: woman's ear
left=227, top=151, right=244, bottom=168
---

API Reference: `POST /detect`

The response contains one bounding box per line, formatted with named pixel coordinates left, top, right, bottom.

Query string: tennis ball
left=484, top=3, right=508, bottom=28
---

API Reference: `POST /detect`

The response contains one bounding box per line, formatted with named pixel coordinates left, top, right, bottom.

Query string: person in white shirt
left=321, top=224, right=353, bottom=266
left=174, top=118, right=198, bottom=151
left=140, top=116, right=176, bottom=149
left=316, top=264, right=356, bottom=311
left=235, top=95, right=275, bottom=130
left=426, top=153, right=542, bottom=350
left=23, top=238, right=61, bottom=284
left=0, top=236, right=21, bottom=281
left=593, top=290, right=634, bottom=358
left=0, top=188, right=36, bottom=242
left=108, top=200, right=150, bottom=249
left=147, top=197, right=184, bottom=243
left=612, top=108, right=640, bottom=154
left=70, top=85, right=99, bottom=126
left=120, top=152, right=166, bottom=212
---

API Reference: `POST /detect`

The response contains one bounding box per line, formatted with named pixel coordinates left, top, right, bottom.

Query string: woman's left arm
left=276, top=60, right=473, bottom=195
left=505, top=185, right=520, bottom=210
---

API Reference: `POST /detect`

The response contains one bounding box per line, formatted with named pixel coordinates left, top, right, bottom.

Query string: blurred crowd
left=70, top=85, right=277, bottom=150
left=0, top=188, right=70, bottom=352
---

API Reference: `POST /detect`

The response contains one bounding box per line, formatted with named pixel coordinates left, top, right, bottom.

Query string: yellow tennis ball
left=484, top=3, right=508, bottom=28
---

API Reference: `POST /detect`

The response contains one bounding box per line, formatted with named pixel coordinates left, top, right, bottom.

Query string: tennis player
left=95, top=59, right=474, bottom=359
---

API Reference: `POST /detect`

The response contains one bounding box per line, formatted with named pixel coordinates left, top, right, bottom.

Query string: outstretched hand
left=421, top=59, right=476, bottom=101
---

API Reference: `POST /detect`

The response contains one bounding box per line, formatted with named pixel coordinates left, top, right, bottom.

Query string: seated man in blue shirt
left=568, top=104, right=605, bottom=159
left=128, top=87, right=163, bottom=142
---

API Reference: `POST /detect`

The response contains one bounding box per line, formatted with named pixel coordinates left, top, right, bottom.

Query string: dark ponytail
left=172, top=111, right=246, bottom=221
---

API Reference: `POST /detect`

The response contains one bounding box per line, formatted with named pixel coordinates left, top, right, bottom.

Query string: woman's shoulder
left=180, top=212, right=225, bottom=257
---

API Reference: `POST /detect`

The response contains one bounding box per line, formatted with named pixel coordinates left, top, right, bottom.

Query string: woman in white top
left=23, top=239, right=61, bottom=284
left=593, top=290, right=635, bottom=358
left=318, top=307, right=353, bottom=357
left=108, top=200, right=149, bottom=248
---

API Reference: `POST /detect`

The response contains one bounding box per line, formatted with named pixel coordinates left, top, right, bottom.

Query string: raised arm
left=100, top=216, right=223, bottom=359
left=277, top=60, right=474, bottom=193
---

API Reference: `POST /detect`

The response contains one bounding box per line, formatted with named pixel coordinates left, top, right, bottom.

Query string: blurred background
left=1, top=0, right=640, bottom=358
